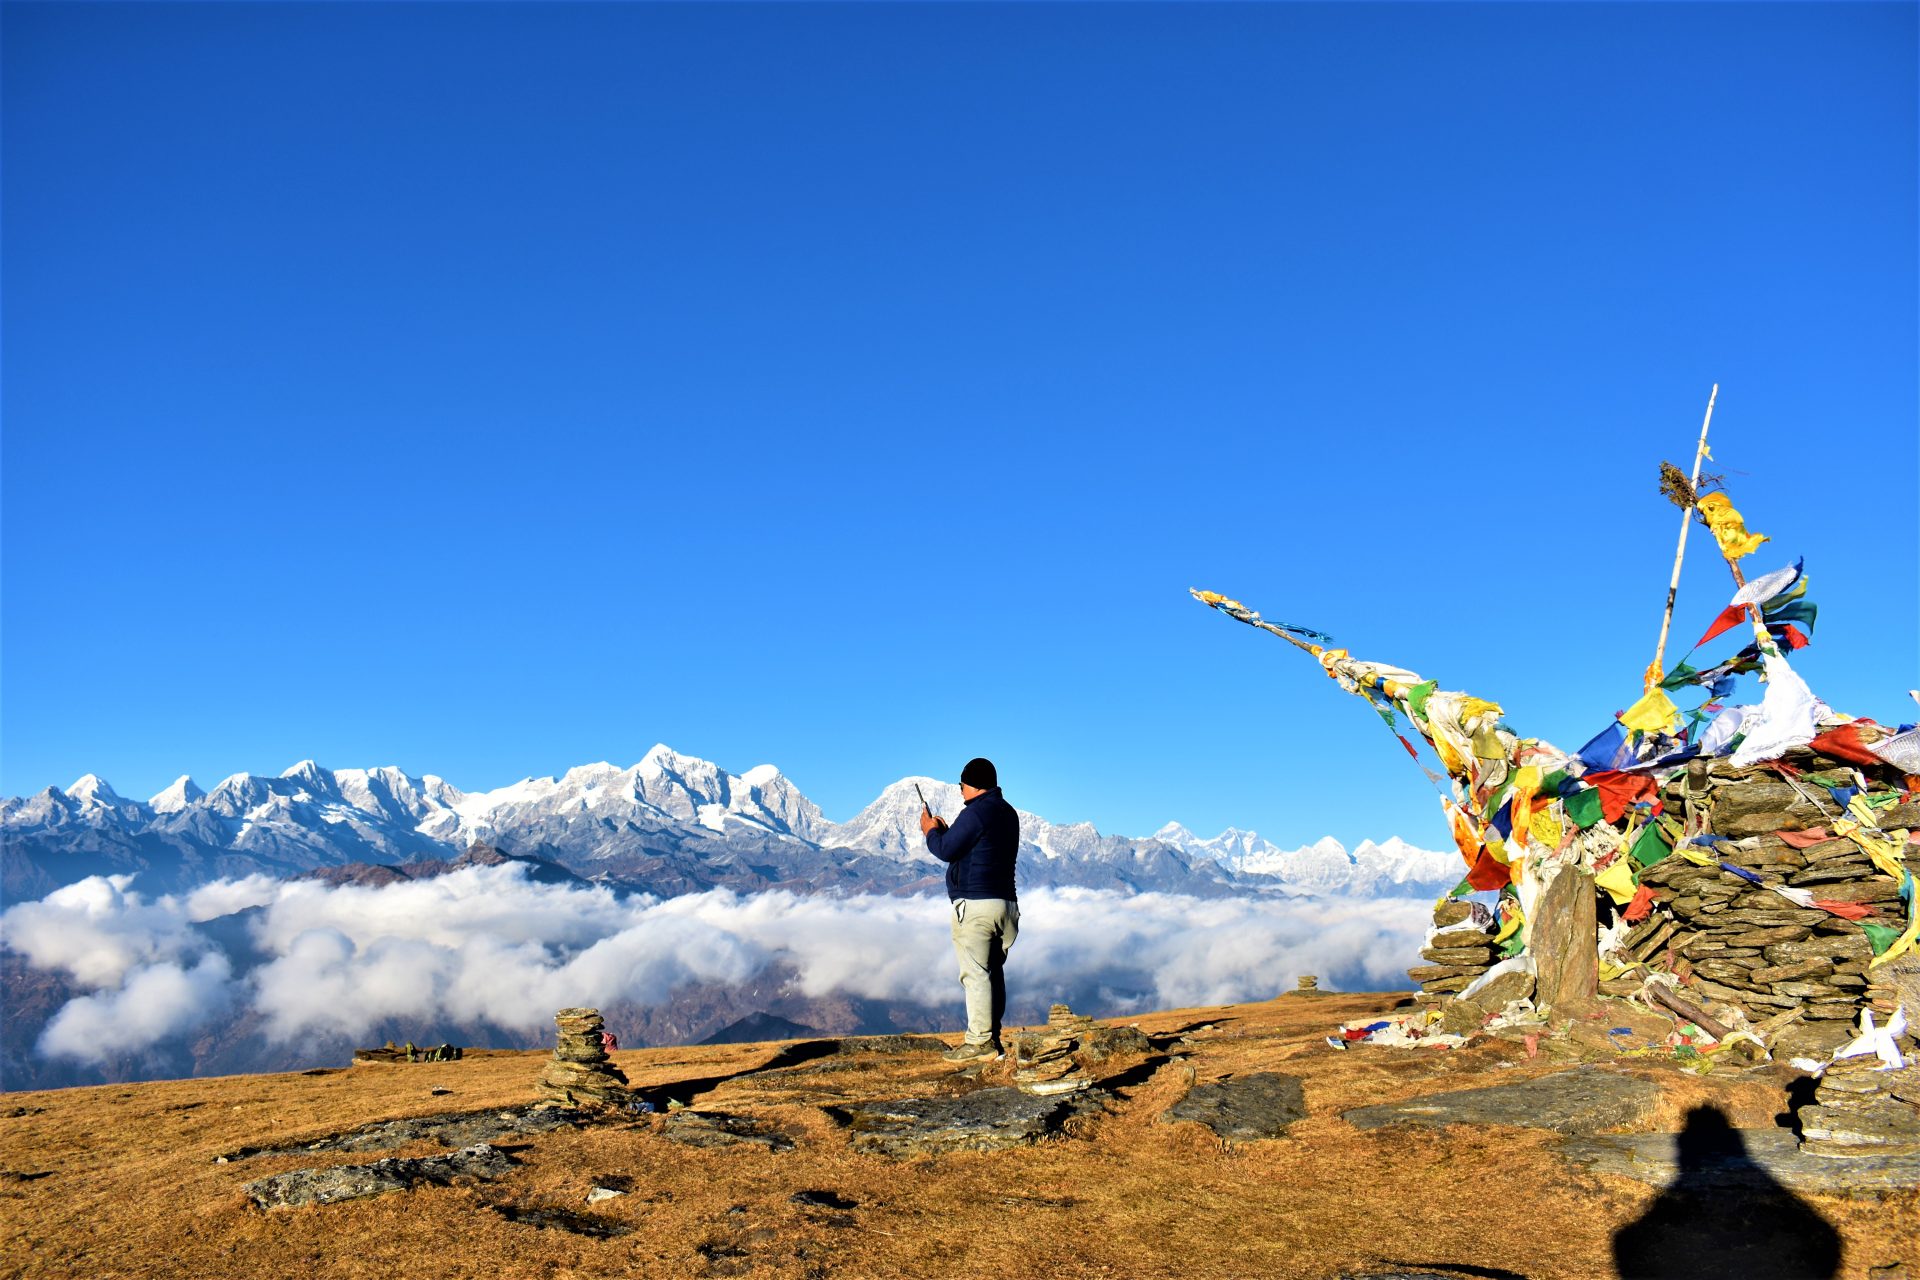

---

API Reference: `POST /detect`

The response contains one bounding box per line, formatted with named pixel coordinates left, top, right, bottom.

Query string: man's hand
left=919, top=806, right=946, bottom=836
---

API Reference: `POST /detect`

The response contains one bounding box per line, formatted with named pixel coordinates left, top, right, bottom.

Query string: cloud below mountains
left=4, top=864, right=1427, bottom=1064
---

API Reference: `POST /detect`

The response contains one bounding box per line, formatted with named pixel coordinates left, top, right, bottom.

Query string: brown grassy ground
left=2, top=992, right=1914, bottom=1280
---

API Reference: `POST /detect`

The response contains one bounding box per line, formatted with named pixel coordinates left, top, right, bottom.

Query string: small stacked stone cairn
left=1009, top=1003, right=1150, bottom=1097
left=537, top=1008, right=629, bottom=1107
left=1408, top=899, right=1498, bottom=1006
left=1797, top=1054, right=1920, bottom=1158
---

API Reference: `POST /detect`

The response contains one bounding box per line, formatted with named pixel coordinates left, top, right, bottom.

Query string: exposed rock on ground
left=827, top=1085, right=1099, bottom=1156
left=215, top=1104, right=581, bottom=1161
left=245, top=1143, right=514, bottom=1208
left=659, top=1109, right=795, bottom=1152
left=1559, top=1124, right=1920, bottom=1195
left=1342, top=1065, right=1664, bottom=1136
left=1160, top=1072, right=1306, bottom=1142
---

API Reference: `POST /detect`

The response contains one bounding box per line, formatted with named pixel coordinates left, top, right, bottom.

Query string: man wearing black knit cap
left=918, top=756, right=1020, bottom=1062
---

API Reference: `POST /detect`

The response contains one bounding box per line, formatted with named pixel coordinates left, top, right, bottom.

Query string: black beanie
left=960, top=757, right=997, bottom=789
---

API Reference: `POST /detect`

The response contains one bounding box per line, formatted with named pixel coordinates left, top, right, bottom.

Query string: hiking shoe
left=942, top=1040, right=1004, bottom=1063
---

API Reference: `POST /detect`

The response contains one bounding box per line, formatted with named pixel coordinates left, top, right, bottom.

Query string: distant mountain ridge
left=0, top=747, right=1462, bottom=900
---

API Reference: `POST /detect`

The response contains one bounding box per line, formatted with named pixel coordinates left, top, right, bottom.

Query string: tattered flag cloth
left=1732, top=558, right=1804, bottom=608
left=1190, top=575, right=1914, bottom=1001
left=1695, top=492, right=1768, bottom=560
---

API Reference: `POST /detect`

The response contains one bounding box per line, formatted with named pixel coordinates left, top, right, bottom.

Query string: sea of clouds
left=2, top=864, right=1430, bottom=1065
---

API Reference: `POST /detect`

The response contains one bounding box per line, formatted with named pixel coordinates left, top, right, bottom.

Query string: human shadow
left=1612, top=1106, right=1841, bottom=1280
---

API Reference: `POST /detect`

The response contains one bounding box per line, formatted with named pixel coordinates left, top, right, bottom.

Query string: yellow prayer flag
left=1529, top=807, right=1564, bottom=850
left=1594, top=857, right=1638, bottom=905
left=1696, top=492, right=1768, bottom=561
left=1619, top=688, right=1682, bottom=735
left=1457, top=696, right=1504, bottom=724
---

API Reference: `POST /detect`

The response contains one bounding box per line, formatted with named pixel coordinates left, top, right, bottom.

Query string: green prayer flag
left=1406, top=680, right=1437, bottom=721
left=1449, top=876, right=1473, bottom=899
left=1563, top=786, right=1605, bottom=830
left=1862, top=922, right=1900, bottom=956
left=1630, top=822, right=1673, bottom=868
left=1659, top=662, right=1700, bottom=692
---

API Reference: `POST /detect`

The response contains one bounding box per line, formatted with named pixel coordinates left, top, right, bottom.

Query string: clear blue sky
left=4, top=2, right=1915, bottom=852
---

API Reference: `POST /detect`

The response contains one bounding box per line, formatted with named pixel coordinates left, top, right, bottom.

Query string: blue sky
left=4, top=2, right=1915, bottom=851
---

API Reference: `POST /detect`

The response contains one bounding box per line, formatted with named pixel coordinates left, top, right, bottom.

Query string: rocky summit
left=6, top=989, right=1916, bottom=1279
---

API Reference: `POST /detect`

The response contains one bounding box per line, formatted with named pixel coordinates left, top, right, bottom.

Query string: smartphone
left=914, top=783, right=936, bottom=817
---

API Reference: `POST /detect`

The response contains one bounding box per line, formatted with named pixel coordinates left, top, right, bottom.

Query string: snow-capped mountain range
left=1, top=746, right=1462, bottom=900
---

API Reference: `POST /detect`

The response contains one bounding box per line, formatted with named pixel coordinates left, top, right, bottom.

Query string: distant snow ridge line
left=0, top=747, right=1462, bottom=899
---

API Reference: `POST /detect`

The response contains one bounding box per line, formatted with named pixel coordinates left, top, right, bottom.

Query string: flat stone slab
left=1160, top=1072, right=1306, bottom=1142
left=1559, top=1126, right=1920, bottom=1195
left=245, top=1143, right=514, bottom=1208
left=1342, top=1066, right=1662, bottom=1137
left=217, top=1105, right=581, bottom=1161
left=833, top=1035, right=948, bottom=1056
left=828, top=1086, right=1096, bottom=1157
left=660, top=1109, right=795, bottom=1152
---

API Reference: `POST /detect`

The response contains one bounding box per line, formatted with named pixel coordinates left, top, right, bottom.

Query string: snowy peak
left=822, top=777, right=969, bottom=858
left=149, top=775, right=205, bottom=813
left=7, top=746, right=1462, bottom=899
left=64, top=774, right=124, bottom=806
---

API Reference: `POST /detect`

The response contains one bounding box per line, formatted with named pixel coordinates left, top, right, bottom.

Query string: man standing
left=919, top=757, right=1020, bottom=1062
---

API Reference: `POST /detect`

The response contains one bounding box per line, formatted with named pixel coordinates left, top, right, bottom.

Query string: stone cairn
left=1009, top=1003, right=1150, bottom=1097
left=1407, top=744, right=1920, bottom=1157
left=1409, top=899, right=1500, bottom=1006
left=1796, top=953, right=1920, bottom=1157
left=1628, top=754, right=1919, bottom=1069
left=537, top=1007, right=629, bottom=1107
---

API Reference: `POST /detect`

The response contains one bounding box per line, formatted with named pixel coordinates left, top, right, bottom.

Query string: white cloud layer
left=3, top=865, right=1429, bottom=1064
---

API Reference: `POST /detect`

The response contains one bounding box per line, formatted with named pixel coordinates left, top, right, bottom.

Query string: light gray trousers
left=950, top=897, right=1019, bottom=1045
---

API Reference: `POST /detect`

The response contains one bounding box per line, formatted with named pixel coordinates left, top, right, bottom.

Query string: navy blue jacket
left=925, top=787, right=1019, bottom=901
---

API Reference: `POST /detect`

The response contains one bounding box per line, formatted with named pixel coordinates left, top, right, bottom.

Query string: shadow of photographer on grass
left=1613, top=1106, right=1841, bottom=1280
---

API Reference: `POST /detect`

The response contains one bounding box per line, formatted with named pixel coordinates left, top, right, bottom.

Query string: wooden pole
left=1648, top=385, right=1718, bottom=689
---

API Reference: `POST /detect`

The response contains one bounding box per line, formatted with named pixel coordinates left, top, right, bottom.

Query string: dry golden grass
left=3, top=994, right=1914, bottom=1279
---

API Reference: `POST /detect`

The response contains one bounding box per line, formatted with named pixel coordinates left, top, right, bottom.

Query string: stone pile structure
left=1798, top=1055, right=1920, bottom=1157
left=1009, top=1003, right=1151, bottom=1097
left=1624, top=753, right=1919, bottom=1067
left=1408, top=899, right=1499, bottom=1005
left=537, top=1007, right=629, bottom=1107
left=1012, top=1005, right=1097, bottom=1096
left=1407, top=743, right=1919, bottom=1156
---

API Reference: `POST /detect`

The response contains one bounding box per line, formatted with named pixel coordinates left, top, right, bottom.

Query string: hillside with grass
left=4, top=990, right=1915, bottom=1279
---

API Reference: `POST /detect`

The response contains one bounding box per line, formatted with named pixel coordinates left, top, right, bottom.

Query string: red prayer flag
left=1465, top=848, right=1512, bottom=891
left=1808, top=725, right=1890, bottom=769
left=1776, top=624, right=1811, bottom=651
left=1623, top=883, right=1658, bottom=923
left=1813, top=900, right=1876, bottom=921
left=1695, top=604, right=1750, bottom=648
left=1775, top=827, right=1833, bottom=849
left=1580, top=770, right=1659, bottom=824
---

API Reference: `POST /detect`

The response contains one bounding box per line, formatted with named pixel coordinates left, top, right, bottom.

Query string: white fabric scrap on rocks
left=1697, top=704, right=1754, bottom=757
left=1867, top=726, right=1920, bottom=775
left=1730, top=652, right=1829, bottom=767
left=1456, top=953, right=1535, bottom=1003
left=1789, top=1006, right=1909, bottom=1076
